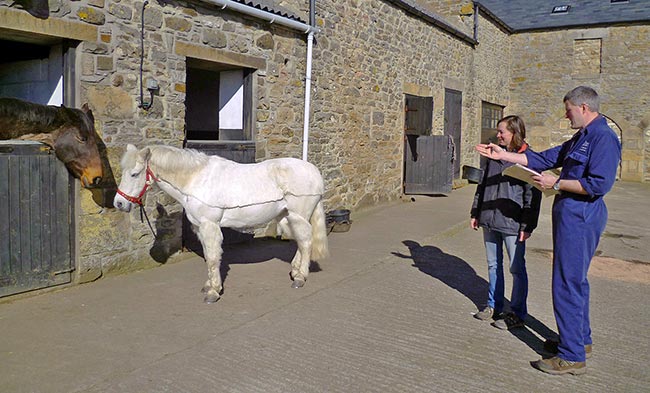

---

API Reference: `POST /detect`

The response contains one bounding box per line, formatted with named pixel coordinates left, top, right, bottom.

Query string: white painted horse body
left=113, top=144, right=329, bottom=303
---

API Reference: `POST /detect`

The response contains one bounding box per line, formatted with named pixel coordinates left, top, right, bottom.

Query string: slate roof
left=476, top=0, right=650, bottom=32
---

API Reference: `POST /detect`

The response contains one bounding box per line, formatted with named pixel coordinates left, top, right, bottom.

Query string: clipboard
left=502, top=164, right=559, bottom=197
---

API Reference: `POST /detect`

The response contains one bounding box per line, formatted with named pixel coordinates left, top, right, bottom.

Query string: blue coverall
left=524, top=115, right=621, bottom=362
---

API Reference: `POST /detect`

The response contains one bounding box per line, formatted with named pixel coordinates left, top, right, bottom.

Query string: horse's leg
left=197, top=221, right=224, bottom=303
left=283, top=212, right=313, bottom=288
left=277, top=217, right=303, bottom=281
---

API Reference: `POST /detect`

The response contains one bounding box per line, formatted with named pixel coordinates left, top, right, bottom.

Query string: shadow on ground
left=394, top=239, right=557, bottom=356
left=187, top=236, right=321, bottom=285
left=393, top=240, right=486, bottom=309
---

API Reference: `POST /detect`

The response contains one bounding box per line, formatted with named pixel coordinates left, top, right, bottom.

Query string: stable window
left=481, top=101, right=504, bottom=144
left=0, top=40, right=68, bottom=105
left=185, top=59, right=253, bottom=141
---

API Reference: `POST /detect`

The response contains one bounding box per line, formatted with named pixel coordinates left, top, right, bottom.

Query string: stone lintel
left=0, top=7, right=97, bottom=43
left=569, top=28, right=610, bottom=40
left=175, top=41, right=266, bottom=70
left=403, top=82, right=432, bottom=97
left=444, top=77, right=464, bottom=93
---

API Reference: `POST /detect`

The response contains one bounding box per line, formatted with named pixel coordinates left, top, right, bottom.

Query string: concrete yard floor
left=1, top=181, right=649, bottom=393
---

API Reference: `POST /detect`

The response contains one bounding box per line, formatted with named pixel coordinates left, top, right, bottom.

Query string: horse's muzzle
left=113, top=199, right=132, bottom=212
left=80, top=175, right=103, bottom=188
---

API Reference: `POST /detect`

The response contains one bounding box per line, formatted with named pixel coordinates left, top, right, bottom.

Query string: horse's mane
left=0, top=97, right=94, bottom=139
left=148, top=145, right=211, bottom=173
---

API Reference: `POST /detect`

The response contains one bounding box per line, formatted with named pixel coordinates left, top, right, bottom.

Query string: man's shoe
left=492, top=312, right=525, bottom=330
left=531, top=356, right=586, bottom=375
left=543, top=339, right=592, bottom=359
left=473, top=306, right=494, bottom=321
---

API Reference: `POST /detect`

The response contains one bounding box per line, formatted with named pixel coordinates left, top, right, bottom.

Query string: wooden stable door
left=403, top=135, right=453, bottom=194
left=444, top=89, right=462, bottom=179
left=0, top=142, right=74, bottom=297
left=403, top=94, right=453, bottom=194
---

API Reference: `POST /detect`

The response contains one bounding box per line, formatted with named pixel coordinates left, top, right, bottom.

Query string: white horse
left=113, top=144, right=329, bottom=303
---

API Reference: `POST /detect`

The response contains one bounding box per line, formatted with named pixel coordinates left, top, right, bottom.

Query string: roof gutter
left=201, top=0, right=319, bottom=34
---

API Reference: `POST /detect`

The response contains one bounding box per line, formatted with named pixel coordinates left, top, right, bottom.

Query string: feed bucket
left=462, top=165, right=483, bottom=184
left=327, top=209, right=351, bottom=232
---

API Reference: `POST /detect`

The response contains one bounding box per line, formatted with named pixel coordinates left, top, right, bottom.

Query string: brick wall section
left=507, top=26, right=649, bottom=182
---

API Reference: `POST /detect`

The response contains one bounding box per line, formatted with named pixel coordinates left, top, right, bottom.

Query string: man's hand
left=531, top=174, right=558, bottom=191
left=475, top=143, right=528, bottom=166
left=475, top=143, right=504, bottom=160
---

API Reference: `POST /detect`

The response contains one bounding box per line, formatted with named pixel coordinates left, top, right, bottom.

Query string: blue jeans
left=482, top=228, right=528, bottom=318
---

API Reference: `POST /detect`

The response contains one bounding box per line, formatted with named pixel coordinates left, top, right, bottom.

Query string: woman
left=470, top=115, right=542, bottom=330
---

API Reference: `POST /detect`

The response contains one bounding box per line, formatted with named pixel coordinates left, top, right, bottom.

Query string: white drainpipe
left=302, top=31, right=314, bottom=161
left=201, top=0, right=319, bottom=161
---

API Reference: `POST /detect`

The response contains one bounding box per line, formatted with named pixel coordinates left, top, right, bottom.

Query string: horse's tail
left=310, top=200, right=329, bottom=261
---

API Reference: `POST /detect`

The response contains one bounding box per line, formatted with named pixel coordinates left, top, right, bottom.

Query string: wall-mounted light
left=140, top=77, right=158, bottom=110
left=138, top=0, right=154, bottom=111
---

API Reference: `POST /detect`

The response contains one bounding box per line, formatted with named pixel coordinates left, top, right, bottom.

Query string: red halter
left=116, top=166, right=159, bottom=206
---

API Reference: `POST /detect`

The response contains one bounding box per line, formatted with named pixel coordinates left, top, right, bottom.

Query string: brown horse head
left=51, top=104, right=104, bottom=188
left=0, top=98, right=104, bottom=188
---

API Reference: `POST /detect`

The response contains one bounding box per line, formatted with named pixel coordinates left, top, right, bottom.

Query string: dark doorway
left=0, top=38, right=79, bottom=297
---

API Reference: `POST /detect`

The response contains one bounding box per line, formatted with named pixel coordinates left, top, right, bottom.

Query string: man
left=475, top=86, right=621, bottom=375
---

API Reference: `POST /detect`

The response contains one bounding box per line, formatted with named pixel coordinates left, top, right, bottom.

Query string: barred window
left=481, top=102, right=504, bottom=144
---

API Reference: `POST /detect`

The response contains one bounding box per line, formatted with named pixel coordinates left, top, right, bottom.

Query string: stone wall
left=507, top=26, right=649, bottom=182
left=87, top=1, right=310, bottom=281
left=308, top=0, right=510, bottom=210
left=1, top=0, right=311, bottom=280
left=0, top=0, right=512, bottom=282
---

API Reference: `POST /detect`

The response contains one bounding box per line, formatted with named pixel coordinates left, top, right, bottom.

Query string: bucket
left=328, top=209, right=350, bottom=223
left=462, top=165, right=483, bottom=184
left=327, top=209, right=351, bottom=232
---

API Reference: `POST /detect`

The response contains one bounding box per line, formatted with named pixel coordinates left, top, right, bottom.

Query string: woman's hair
left=497, top=115, right=526, bottom=152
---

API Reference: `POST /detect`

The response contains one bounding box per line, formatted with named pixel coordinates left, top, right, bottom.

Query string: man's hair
left=564, top=86, right=600, bottom=112
left=497, top=115, right=526, bottom=152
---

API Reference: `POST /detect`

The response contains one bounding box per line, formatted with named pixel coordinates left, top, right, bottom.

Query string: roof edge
left=384, top=0, right=477, bottom=47
left=509, top=19, right=650, bottom=34
left=474, top=1, right=513, bottom=34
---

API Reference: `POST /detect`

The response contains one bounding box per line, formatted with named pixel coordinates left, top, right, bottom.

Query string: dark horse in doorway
left=0, top=97, right=104, bottom=188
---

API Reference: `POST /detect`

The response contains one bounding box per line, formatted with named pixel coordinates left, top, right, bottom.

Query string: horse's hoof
left=291, top=279, right=305, bottom=289
left=204, top=294, right=220, bottom=303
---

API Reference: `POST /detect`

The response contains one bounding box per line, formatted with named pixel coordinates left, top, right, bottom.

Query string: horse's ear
left=126, top=144, right=137, bottom=152
left=81, top=103, right=95, bottom=122
left=138, top=147, right=151, bottom=163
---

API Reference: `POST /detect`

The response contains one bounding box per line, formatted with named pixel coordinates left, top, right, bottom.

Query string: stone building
left=476, top=0, right=650, bottom=183
left=0, top=0, right=647, bottom=294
